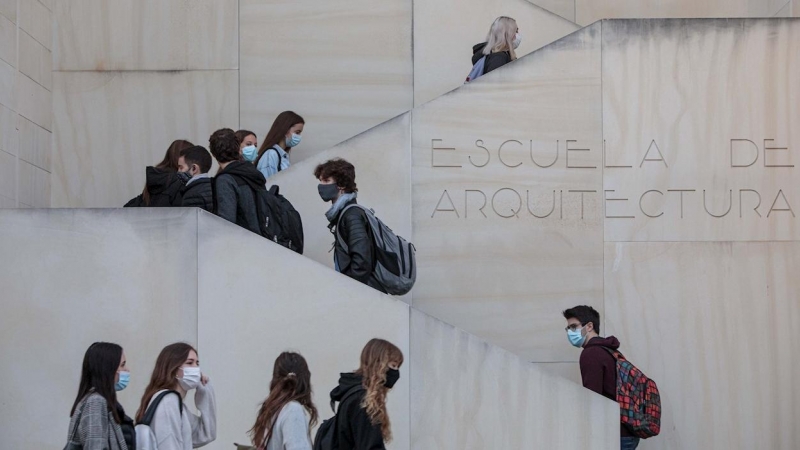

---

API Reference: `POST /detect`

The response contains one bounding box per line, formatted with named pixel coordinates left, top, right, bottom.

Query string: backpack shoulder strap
left=272, top=147, right=283, bottom=172
left=600, top=346, right=626, bottom=361
left=140, top=390, right=183, bottom=426
left=334, top=204, right=367, bottom=252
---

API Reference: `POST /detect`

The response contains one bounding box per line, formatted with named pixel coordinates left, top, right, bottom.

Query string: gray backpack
left=336, top=204, right=416, bottom=295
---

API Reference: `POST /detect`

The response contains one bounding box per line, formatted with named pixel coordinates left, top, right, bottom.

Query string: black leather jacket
left=331, top=199, right=386, bottom=293
left=180, top=177, right=213, bottom=212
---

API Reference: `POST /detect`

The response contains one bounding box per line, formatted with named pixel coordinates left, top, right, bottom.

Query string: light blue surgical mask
left=115, top=371, right=130, bottom=391
left=242, top=145, right=258, bottom=162
left=567, top=326, right=586, bottom=348
left=286, top=133, right=301, bottom=148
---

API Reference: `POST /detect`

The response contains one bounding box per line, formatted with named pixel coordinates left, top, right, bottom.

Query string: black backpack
left=313, top=387, right=364, bottom=450
left=213, top=175, right=304, bottom=254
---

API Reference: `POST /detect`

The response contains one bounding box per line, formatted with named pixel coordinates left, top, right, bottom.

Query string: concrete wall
left=0, top=0, right=53, bottom=209
left=0, top=208, right=618, bottom=449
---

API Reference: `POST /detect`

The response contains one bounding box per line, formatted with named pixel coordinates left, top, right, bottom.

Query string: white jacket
left=148, top=383, right=217, bottom=450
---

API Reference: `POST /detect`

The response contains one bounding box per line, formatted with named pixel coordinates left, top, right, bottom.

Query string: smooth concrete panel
left=0, top=58, right=14, bottom=109
left=19, top=0, right=51, bottom=50
left=18, top=115, right=51, bottom=171
left=411, top=24, right=603, bottom=362
left=52, top=70, right=238, bottom=207
left=0, top=0, right=15, bottom=23
left=414, top=0, right=579, bottom=107
left=197, top=212, right=411, bottom=449
left=16, top=72, right=51, bottom=131
left=602, top=19, right=800, bottom=242
left=0, top=209, right=198, bottom=448
left=18, top=28, right=52, bottom=91
left=54, top=0, right=238, bottom=70
left=605, top=241, right=800, bottom=449
left=239, top=0, right=412, bottom=164
left=410, top=310, right=618, bottom=449
left=527, top=0, right=576, bottom=22
left=0, top=13, right=14, bottom=67
left=265, top=113, right=412, bottom=279
left=775, top=2, right=792, bottom=16
left=18, top=159, right=49, bottom=207
left=577, top=0, right=789, bottom=25
left=0, top=102, right=17, bottom=156
left=533, top=361, right=582, bottom=386
left=0, top=148, right=16, bottom=199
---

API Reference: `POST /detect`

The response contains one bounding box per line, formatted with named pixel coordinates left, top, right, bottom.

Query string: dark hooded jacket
left=124, top=167, right=187, bottom=207
left=581, top=335, right=634, bottom=437
left=180, top=176, right=213, bottom=212
left=213, top=161, right=266, bottom=235
left=329, top=373, right=385, bottom=450
left=472, top=42, right=512, bottom=76
left=328, top=198, right=386, bottom=294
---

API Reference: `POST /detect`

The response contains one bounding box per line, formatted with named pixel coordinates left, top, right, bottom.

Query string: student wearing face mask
left=325, top=339, right=403, bottom=450
left=124, top=140, right=194, bottom=207
left=178, top=146, right=214, bottom=212
left=236, top=130, right=259, bottom=163
left=255, top=111, right=305, bottom=179
left=66, top=342, right=135, bottom=450
left=136, top=343, right=217, bottom=450
left=471, top=16, right=520, bottom=77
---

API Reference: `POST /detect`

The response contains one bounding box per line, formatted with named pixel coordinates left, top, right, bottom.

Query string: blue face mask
left=115, top=371, right=130, bottom=391
left=286, top=133, right=301, bottom=148
left=567, top=326, right=586, bottom=347
left=242, top=145, right=258, bottom=162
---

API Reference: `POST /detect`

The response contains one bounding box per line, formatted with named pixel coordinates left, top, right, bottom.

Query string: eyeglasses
left=565, top=323, right=584, bottom=332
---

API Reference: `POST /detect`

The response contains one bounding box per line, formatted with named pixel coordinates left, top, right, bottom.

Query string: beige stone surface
left=265, top=113, right=412, bottom=278
left=774, top=1, right=792, bottom=16
left=602, top=19, right=800, bottom=242
left=0, top=13, right=15, bottom=67
left=18, top=159, right=49, bottom=207
left=18, top=115, right=51, bottom=171
left=54, top=0, right=238, bottom=70
left=410, top=310, right=618, bottom=448
left=18, top=29, right=52, bottom=90
left=51, top=70, right=238, bottom=207
left=18, top=0, right=51, bottom=50
left=197, top=212, right=411, bottom=449
left=0, top=58, right=14, bottom=108
left=533, top=361, right=582, bottom=385
left=411, top=24, right=603, bottom=362
left=0, top=148, right=16, bottom=199
left=0, top=0, right=15, bottom=23
left=605, top=241, right=800, bottom=449
left=239, top=0, right=412, bottom=164
left=527, top=0, right=576, bottom=21
left=414, top=0, right=578, bottom=107
left=576, top=0, right=789, bottom=24
left=16, top=71, right=51, bottom=131
left=0, top=103, right=16, bottom=155
left=0, top=209, right=198, bottom=448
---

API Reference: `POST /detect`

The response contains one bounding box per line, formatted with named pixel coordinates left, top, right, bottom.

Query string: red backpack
left=602, top=347, right=661, bottom=439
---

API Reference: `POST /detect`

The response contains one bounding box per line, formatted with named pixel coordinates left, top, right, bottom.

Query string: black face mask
left=384, top=368, right=400, bottom=389
left=318, top=183, right=339, bottom=202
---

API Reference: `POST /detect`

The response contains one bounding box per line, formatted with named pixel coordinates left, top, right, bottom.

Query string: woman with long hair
left=124, top=139, right=194, bottom=207
left=136, top=343, right=216, bottom=450
left=236, top=129, right=259, bottom=163
left=471, top=16, right=520, bottom=76
left=327, top=339, right=403, bottom=450
left=66, top=342, right=134, bottom=450
left=249, top=352, right=319, bottom=450
left=255, top=111, right=305, bottom=179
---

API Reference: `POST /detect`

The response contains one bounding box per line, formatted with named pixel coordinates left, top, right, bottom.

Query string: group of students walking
left=65, top=339, right=403, bottom=450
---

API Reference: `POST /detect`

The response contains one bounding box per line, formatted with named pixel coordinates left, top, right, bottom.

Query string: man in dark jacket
left=178, top=145, right=213, bottom=212
left=329, top=372, right=384, bottom=449
left=314, top=158, right=385, bottom=293
left=563, top=305, right=640, bottom=450
left=208, top=128, right=267, bottom=235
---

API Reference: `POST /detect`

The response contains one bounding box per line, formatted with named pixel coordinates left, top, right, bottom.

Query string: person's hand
left=201, top=373, right=209, bottom=386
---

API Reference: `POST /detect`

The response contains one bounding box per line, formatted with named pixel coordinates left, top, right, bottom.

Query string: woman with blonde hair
left=325, top=339, right=403, bottom=450
left=470, top=16, right=521, bottom=77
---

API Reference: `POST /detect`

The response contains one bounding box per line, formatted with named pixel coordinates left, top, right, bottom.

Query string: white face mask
left=513, top=33, right=522, bottom=49
left=178, top=367, right=201, bottom=390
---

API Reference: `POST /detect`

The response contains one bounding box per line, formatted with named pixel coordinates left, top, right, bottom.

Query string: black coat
left=181, top=177, right=213, bottom=212
left=124, top=167, right=187, bottom=207
left=330, top=199, right=385, bottom=293
left=472, top=42, right=512, bottom=75
left=330, top=373, right=385, bottom=450
left=214, top=161, right=266, bottom=234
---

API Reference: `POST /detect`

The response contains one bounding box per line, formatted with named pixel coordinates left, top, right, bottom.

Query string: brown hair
left=355, top=339, right=403, bottom=442
left=209, top=128, right=242, bottom=165
left=136, top=343, right=196, bottom=422
left=255, top=111, right=305, bottom=166
left=313, top=158, right=358, bottom=193
left=141, top=139, right=193, bottom=205
left=235, top=130, right=257, bottom=146
left=249, top=352, right=319, bottom=447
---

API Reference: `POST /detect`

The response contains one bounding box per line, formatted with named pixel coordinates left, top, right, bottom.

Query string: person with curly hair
left=326, top=339, right=403, bottom=450
left=209, top=128, right=267, bottom=235
left=314, top=158, right=385, bottom=293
